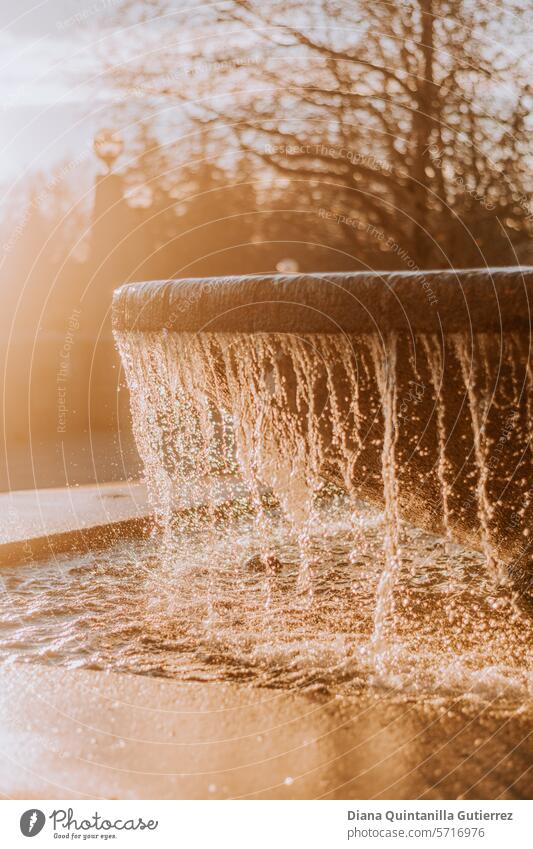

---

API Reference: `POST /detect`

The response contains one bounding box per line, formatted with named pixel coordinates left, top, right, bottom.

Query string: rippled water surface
left=0, top=498, right=530, bottom=709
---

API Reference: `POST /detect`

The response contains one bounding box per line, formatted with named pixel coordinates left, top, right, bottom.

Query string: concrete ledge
left=0, top=478, right=249, bottom=566
left=0, top=483, right=151, bottom=566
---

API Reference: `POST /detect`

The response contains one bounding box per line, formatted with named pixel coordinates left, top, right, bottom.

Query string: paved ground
left=0, top=664, right=530, bottom=800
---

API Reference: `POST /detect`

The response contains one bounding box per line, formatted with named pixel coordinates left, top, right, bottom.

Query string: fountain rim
left=112, top=266, right=533, bottom=335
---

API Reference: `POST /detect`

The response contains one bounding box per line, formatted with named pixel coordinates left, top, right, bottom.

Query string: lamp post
left=90, top=129, right=127, bottom=262
left=93, top=128, right=124, bottom=173
left=89, top=129, right=130, bottom=431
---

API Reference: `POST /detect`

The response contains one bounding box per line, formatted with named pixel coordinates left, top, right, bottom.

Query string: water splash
left=0, top=508, right=530, bottom=706
left=115, top=326, right=532, bottom=695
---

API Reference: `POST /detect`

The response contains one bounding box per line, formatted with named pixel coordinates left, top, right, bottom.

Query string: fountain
left=0, top=268, right=531, bottom=802
left=113, top=268, right=533, bottom=613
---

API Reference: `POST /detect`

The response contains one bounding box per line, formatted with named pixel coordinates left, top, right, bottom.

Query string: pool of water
left=0, top=497, right=531, bottom=709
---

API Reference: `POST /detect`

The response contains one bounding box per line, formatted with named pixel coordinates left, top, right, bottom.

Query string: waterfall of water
left=421, top=335, right=453, bottom=540
left=452, top=334, right=505, bottom=584
left=116, top=322, right=533, bottom=661
left=367, top=334, right=402, bottom=649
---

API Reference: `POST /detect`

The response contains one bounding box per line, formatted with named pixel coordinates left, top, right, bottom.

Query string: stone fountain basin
left=0, top=484, right=529, bottom=800
left=113, top=268, right=533, bottom=602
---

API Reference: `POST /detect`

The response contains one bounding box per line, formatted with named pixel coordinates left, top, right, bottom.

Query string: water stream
left=109, top=327, right=532, bottom=702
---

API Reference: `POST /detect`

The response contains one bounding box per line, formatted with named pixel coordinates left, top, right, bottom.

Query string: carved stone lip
left=112, top=267, right=533, bottom=335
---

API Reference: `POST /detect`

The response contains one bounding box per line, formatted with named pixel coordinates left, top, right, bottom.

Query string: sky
left=0, top=0, right=119, bottom=186
left=1, top=0, right=531, bottom=190
left=0, top=0, right=205, bottom=193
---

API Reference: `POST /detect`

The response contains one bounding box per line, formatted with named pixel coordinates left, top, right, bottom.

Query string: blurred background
left=1, top=0, right=531, bottom=491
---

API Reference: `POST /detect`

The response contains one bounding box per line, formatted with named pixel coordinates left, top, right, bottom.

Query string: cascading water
left=452, top=334, right=503, bottom=584
left=113, top=313, right=532, bottom=702
left=367, top=333, right=402, bottom=652
left=421, top=335, right=453, bottom=540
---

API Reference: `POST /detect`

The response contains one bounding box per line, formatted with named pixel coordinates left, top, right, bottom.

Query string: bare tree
left=107, top=0, right=533, bottom=268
